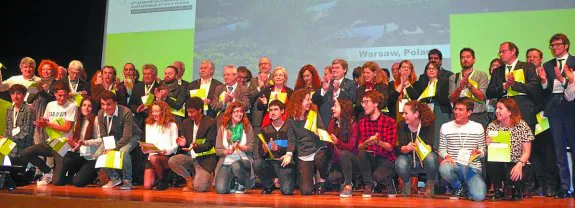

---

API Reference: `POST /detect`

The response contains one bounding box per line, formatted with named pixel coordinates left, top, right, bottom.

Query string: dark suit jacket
left=65, top=77, right=90, bottom=95
left=387, top=82, right=419, bottom=119
left=210, top=82, right=251, bottom=113
left=487, top=61, right=540, bottom=125
left=255, top=86, right=294, bottom=111
left=179, top=116, right=217, bottom=173
left=97, top=105, right=142, bottom=150
left=128, top=81, right=159, bottom=126
left=418, top=67, right=454, bottom=82
left=188, top=78, right=223, bottom=118
left=178, top=79, right=190, bottom=89
left=414, top=77, right=451, bottom=113
left=542, top=55, right=575, bottom=117
left=311, top=78, right=357, bottom=127
left=248, top=76, right=271, bottom=127
left=161, top=80, right=188, bottom=111
left=92, top=83, right=128, bottom=110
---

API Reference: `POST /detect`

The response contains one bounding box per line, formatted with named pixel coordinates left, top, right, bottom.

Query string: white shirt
left=321, top=77, right=345, bottom=97
left=550, top=53, right=569, bottom=93
left=0, top=74, right=41, bottom=92
left=43, top=100, right=78, bottom=138
left=78, top=119, right=102, bottom=160
left=200, top=77, right=212, bottom=91
left=145, top=122, right=178, bottom=157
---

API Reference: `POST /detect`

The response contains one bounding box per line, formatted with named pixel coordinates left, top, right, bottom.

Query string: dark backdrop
left=0, top=0, right=106, bottom=100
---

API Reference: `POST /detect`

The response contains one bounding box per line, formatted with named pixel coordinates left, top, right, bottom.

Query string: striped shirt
left=439, top=120, right=485, bottom=170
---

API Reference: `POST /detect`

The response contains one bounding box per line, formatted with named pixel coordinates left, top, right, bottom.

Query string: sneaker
left=36, top=171, right=53, bottom=186
left=229, top=181, right=239, bottom=193
left=102, top=179, right=122, bottom=189
left=449, top=186, right=466, bottom=200
left=386, top=180, right=397, bottom=198
left=235, top=184, right=246, bottom=194
left=340, top=184, right=353, bottom=198
left=120, top=180, right=132, bottom=190
left=362, top=183, right=374, bottom=198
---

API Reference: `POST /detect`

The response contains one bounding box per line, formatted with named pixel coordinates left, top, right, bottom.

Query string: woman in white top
left=67, top=97, right=102, bottom=187
left=142, top=100, right=178, bottom=190
left=214, top=101, right=255, bottom=194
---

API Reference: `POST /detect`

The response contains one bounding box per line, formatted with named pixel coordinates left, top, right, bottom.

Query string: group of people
left=0, top=33, right=574, bottom=202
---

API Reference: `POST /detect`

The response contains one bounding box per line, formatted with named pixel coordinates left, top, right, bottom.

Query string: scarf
left=229, top=123, right=244, bottom=143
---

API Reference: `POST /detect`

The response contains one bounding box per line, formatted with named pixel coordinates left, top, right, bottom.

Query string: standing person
left=286, top=89, right=330, bottom=195
left=31, top=59, right=59, bottom=145
left=172, top=60, right=190, bottom=88
left=438, top=97, right=487, bottom=202
left=210, top=65, right=251, bottom=115
left=188, top=60, right=223, bottom=118
left=168, top=97, right=217, bottom=192
left=312, top=58, right=357, bottom=127
left=142, top=100, right=178, bottom=190
left=355, top=61, right=389, bottom=119
left=487, top=58, right=504, bottom=122
left=487, top=41, right=540, bottom=129
left=526, top=48, right=559, bottom=197
left=90, top=70, right=103, bottom=90
left=1, top=84, right=35, bottom=189
left=388, top=60, right=419, bottom=121
left=69, top=98, right=104, bottom=187
left=129, top=64, right=160, bottom=128
left=92, top=66, right=128, bottom=109
left=0, top=57, right=41, bottom=92
left=415, top=62, right=450, bottom=149
left=120, top=63, right=139, bottom=105
left=395, top=101, right=439, bottom=197
left=98, top=91, right=142, bottom=190
left=328, top=98, right=359, bottom=198
left=236, top=66, right=253, bottom=88
left=419, top=49, right=454, bottom=81
left=214, top=102, right=255, bottom=194
left=155, top=66, right=188, bottom=123
left=253, top=100, right=296, bottom=195
left=540, top=33, right=575, bottom=198
left=66, top=60, right=90, bottom=97
left=249, top=57, right=273, bottom=134
left=449, top=48, right=489, bottom=127
left=357, top=90, right=398, bottom=198
left=256, top=67, right=293, bottom=127
left=486, top=98, right=534, bottom=201
left=294, top=64, right=321, bottom=91
left=22, top=81, right=78, bottom=186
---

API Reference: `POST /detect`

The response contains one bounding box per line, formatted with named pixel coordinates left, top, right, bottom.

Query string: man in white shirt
left=438, top=97, right=486, bottom=202
left=188, top=59, right=223, bottom=118
left=22, top=81, right=77, bottom=186
left=0, top=57, right=41, bottom=92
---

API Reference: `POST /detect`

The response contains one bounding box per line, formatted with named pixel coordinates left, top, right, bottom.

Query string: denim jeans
left=168, top=154, right=213, bottom=192
left=439, top=163, right=486, bottom=201
left=395, top=152, right=438, bottom=182
left=253, top=158, right=295, bottom=195
left=104, top=141, right=135, bottom=182
left=214, top=160, right=251, bottom=194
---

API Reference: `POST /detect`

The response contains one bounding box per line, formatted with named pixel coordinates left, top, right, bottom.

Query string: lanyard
left=69, top=79, right=79, bottom=93
left=409, top=123, right=421, bottom=167
left=106, top=116, right=114, bottom=134
left=144, top=81, right=155, bottom=95
left=13, top=109, right=19, bottom=127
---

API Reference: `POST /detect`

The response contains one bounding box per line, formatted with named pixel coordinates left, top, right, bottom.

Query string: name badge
left=12, top=127, right=21, bottom=136
left=456, top=149, right=471, bottom=166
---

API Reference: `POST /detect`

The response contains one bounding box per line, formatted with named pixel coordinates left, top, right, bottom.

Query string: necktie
left=107, top=116, right=112, bottom=126
left=505, top=65, right=513, bottom=79
left=558, top=59, right=565, bottom=77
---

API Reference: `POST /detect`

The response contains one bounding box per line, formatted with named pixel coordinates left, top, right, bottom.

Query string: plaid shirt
left=358, top=113, right=397, bottom=161
left=4, top=105, right=35, bottom=158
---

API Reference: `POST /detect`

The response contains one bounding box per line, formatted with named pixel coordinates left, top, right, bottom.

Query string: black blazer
left=387, top=81, right=419, bottom=119
left=286, top=115, right=325, bottom=157
left=256, top=86, right=294, bottom=111
left=128, top=81, right=159, bottom=126
left=188, top=78, right=223, bottom=118
left=414, top=77, right=451, bottom=113
left=179, top=116, right=217, bottom=173
left=542, top=55, right=575, bottom=117
left=487, top=61, right=540, bottom=125
left=91, top=83, right=128, bottom=111
left=161, top=80, right=188, bottom=112
left=65, top=77, right=90, bottom=95
left=311, top=78, right=357, bottom=127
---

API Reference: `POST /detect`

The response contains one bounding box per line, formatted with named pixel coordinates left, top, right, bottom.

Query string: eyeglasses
left=361, top=100, right=373, bottom=104
left=498, top=49, right=510, bottom=54
left=549, top=43, right=565, bottom=48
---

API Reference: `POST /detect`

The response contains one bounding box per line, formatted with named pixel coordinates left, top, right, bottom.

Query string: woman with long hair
left=67, top=97, right=104, bottom=187
left=90, top=69, right=103, bottom=90
left=486, top=98, right=533, bottom=200
left=214, top=101, right=255, bottom=194
left=257, top=66, right=293, bottom=127
left=415, top=62, right=451, bottom=149
left=395, top=100, right=439, bottom=197
left=294, top=64, right=321, bottom=91
left=286, top=88, right=331, bottom=195
left=388, top=60, right=419, bottom=121
left=142, top=100, right=178, bottom=190
left=355, top=61, right=389, bottom=118
left=328, top=98, right=359, bottom=198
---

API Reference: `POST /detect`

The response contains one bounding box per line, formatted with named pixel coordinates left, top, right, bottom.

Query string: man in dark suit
left=92, top=66, right=128, bottom=110
left=540, top=33, right=575, bottom=198
left=128, top=64, right=159, bottom=128
left=312, top=58, right=357, bottom=127
left=210, top=65, right=250, bottom=115
left=248, top=57, right=273, bottom=134
left=487, top=41, right=540, bottom=128
left=66, top=60, right=90, bottom=97
left=173, top=60, right=190, bottom=88
left=188, top=60, right=223, bottom=118
left=97, top=91, right=143, bottom=190
left=419, top=49, right=453, bottom=83
left=168, top=97, right=217, bottom=192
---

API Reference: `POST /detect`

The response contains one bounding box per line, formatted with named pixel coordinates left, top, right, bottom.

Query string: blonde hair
left=20, top=57, right=36, bottom=68
left=68, top=60, right=84, bottom=71
left=273, top=66, right=288, bottom=82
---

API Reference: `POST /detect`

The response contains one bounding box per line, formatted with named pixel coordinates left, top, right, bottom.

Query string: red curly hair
left=37, top=59, right=58, bottom=78
left=220, top=101, right=251, bottom=129
left=404, top=100, right=436, bottom=127
left=285, top=88, right=318, bottom=119
left=294, top=64, right=321, bottom=90
left=145, top=100, right=175, bottom=129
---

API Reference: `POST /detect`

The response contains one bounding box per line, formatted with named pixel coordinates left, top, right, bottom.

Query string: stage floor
left=1, top=185, right=573, bottom=208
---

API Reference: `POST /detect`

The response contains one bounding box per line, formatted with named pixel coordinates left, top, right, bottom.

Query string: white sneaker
left=102, top=179, right=122, bottom=188
left=37, top=171, right=53, bottom=186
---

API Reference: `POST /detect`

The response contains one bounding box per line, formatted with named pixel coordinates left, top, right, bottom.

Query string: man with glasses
left=420, top=49, right=454, bottom=83
left=249, top=57, right=273, bottom=134
left=541, top=33, right=575, bottom=199
left=237, top=66, right=252, bottom=88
